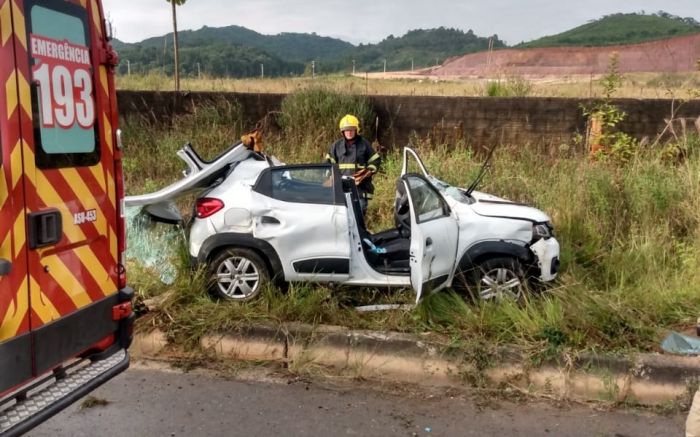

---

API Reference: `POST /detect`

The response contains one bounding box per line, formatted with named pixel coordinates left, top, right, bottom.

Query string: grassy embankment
left=122, top=88, right=700, bottom=364
left=117, top=71, right=700, bottom=99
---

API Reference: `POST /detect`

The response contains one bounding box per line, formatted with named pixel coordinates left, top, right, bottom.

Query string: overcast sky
left=103, top=0, right=700, bottom=46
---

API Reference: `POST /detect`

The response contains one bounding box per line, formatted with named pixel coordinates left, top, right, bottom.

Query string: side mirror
left=143, top=202, right=182, bottom=225
left=105, top=18, right=114, bottom=41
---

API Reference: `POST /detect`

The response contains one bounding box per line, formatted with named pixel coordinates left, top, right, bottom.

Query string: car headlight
left=532, top=221, right=554, bottom=240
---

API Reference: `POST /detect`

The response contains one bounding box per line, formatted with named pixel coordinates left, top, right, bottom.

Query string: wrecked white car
left=146, top=142, right=559, bottom=303
left=126, top=138, right=560, bottom=303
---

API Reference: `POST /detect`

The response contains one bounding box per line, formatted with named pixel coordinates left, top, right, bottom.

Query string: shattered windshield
left=428, top=176, right=475, bottom=204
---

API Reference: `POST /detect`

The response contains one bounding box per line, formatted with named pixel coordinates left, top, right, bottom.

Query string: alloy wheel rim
left=479, top=267, right=523, bottom=301
left=216, top=256, right=260, bottom=300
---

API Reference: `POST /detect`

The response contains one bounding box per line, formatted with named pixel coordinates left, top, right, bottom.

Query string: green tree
left=166, top=0, right=187, bottom=91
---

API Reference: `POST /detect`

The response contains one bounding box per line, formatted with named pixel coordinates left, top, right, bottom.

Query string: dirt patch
left=412, top=33, right=700, bottom=78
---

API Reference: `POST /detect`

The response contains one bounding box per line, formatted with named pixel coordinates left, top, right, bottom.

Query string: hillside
left=327, top=28, right=503, bottom=72
left=129, top=25, right=354, bottom=63
left=432, top=33, right=700, bottom=77
left=114, top=26, right=502, bottom=78
left=111, top=11, right=700, bottom=79
left=521, top=12, right=700, bottom=48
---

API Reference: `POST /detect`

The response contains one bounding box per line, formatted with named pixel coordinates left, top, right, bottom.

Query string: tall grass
left=277, top=88, right=375, bottom=150
left=122, top=89, right=700, bottom=356
left=116, top=71, right=700, bottom=99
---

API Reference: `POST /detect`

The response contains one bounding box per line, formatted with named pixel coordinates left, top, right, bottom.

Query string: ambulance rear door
left=14, top=0, right=120, bottom=376
left=0, top=0, right=32, bottom=395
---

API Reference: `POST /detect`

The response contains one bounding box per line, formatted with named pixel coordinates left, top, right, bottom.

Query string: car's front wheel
left=454, top=256, right=527, bottom=304
left=209, top=248, right=269, bottom=301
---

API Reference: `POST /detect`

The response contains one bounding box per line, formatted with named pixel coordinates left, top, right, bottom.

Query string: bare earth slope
left=431, top=33, right=700, bottom=77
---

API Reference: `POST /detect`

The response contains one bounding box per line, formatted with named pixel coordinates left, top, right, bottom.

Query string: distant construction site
left=383, top=33, right=700, bottom=79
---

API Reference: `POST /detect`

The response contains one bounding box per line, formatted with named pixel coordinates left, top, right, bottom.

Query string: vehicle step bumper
left=0, top=348, right=129, bottom=436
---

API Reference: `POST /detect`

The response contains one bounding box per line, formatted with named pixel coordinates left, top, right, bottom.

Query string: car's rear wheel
left=454, top=256, right=527, bottom=304
left=209, top=248, right=269, bottom=301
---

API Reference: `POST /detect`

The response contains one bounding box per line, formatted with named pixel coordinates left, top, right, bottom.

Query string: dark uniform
left=326, top=135, right=381, bottom=213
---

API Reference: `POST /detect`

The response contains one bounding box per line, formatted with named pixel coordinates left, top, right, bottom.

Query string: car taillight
left=196, top=198, right=224, bottom=218
left=115, top=159, right=127, bottom=289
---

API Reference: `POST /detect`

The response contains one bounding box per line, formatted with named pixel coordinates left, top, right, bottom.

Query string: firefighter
left=326, top=114, right=381, bottom=216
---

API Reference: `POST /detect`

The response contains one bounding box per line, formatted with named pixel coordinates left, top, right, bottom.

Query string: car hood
left=470, top=191, right=551, bottom=223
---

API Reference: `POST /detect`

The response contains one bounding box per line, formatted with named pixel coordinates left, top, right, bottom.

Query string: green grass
left=123, top=89, right=700, bottom=361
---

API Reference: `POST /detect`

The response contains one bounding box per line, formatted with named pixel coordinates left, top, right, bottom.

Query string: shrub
left=277, top=88, right=375, bottom=161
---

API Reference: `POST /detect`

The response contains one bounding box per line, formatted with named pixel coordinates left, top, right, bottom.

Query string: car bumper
left=530, top=237, right=560, bottom=282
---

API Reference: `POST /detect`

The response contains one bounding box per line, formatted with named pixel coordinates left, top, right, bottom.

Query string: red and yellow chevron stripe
left=0, top=0, right=30, bottom=342
left=1, top=0, right=119, bottom=341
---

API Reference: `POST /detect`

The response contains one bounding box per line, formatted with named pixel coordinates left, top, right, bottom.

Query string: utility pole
left=311, top=60, right=315, bottom=79
left=197, top=62, right=201, bottom=79
left=383, top=58, right=387, bottom=74
left=162, top=37, right=167, bottom=75
left=352, top=59, right=355, bottom=75
left=260, top=63, right=264, bottom=79
left=126, top=59, right=131, bottom=76
left=411, top=58, right=414, bottom=72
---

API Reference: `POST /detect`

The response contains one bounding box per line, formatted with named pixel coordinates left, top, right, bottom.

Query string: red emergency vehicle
left=0, top=0, right=132, bottom=434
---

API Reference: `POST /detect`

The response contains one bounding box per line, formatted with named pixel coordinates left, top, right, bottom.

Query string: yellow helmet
left=339, top=114, right=360, bottom=133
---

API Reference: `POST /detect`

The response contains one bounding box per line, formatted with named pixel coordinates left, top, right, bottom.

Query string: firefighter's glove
left=353, top=168, right=372, bottom=186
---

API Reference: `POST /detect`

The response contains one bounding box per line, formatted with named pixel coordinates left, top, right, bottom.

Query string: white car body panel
left=401, top=177, right=460, bottom=302
left=249, top=190, right=350, bottom=282
left=180, top=145, right=562, bottom=301
left=530, top=237, right=560, bottom=282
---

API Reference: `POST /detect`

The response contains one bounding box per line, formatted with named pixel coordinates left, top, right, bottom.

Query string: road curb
left=131, top=323, right=700, bottom=405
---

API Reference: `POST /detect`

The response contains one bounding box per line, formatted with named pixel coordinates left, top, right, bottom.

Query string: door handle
left=0, top=259, right=11, bottom=276
left=261, top=216, right=280, bottom=225
left=425, top=237, right=433, bottom=246
left=28, top=209, right=63, bottom=249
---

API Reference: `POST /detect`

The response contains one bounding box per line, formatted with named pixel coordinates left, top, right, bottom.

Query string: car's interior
left=342, top=178, right=411, bottom=275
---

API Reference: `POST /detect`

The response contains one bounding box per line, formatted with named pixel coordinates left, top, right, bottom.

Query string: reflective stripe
left=325, top=154, right=336, bottom=164
left=368, top=153, right=380, bottom=163
left=367, top=165, right=378, bottom=172
left=338, top=163, right=356, bottom=169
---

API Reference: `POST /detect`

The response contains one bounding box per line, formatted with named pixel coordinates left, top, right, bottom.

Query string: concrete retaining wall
left=116, top=91, right=700, bottom=148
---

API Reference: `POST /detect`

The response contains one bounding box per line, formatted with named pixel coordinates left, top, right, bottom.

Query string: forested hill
left=112, top=11, right=699, bottom=78
left=327, top=28, right=504, bottom=73
left=113, top=26, right=502, bottom=77
left=519, top=12, right=700, bottom=48
left=124, top=25, right=354, bottom=63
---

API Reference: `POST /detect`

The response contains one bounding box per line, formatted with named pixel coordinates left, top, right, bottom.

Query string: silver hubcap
left=216, top=256, right=260, bottom=300
left=479, top=267, right=523, bottom=301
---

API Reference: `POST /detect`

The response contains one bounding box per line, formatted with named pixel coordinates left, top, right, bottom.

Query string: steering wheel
left=276, top=176, right=292, bottom=191
left=394, top=189, right=411, bottom=238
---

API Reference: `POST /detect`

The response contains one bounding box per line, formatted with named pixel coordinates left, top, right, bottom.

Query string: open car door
left=401, top=173, right=459, bottom=303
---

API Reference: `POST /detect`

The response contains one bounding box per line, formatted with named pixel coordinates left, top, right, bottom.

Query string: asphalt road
left=30, top=360, right=686, bottom=437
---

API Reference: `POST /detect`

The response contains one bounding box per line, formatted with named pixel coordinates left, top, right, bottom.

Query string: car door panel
left=251, top=164, right=350, bottom=282
left=403, top=175, right=459, bottom=303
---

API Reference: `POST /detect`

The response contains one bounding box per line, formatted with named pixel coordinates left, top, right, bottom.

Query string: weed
left=277, top=88, right=375, bottom=157
left=79, top=396, right=110, bottom=410
left=485, top=76, right=533, bottom=97
left=121, top=98, right=700, bottom=360
left=582, top=54, right=641, bottom=163
left=117, top=71, right=700, bottom=99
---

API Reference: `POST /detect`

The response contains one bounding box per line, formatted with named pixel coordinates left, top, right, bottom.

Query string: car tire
left=209, top=248, right=269, bottom=301
left=454, top=256, right=527, bottom=304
